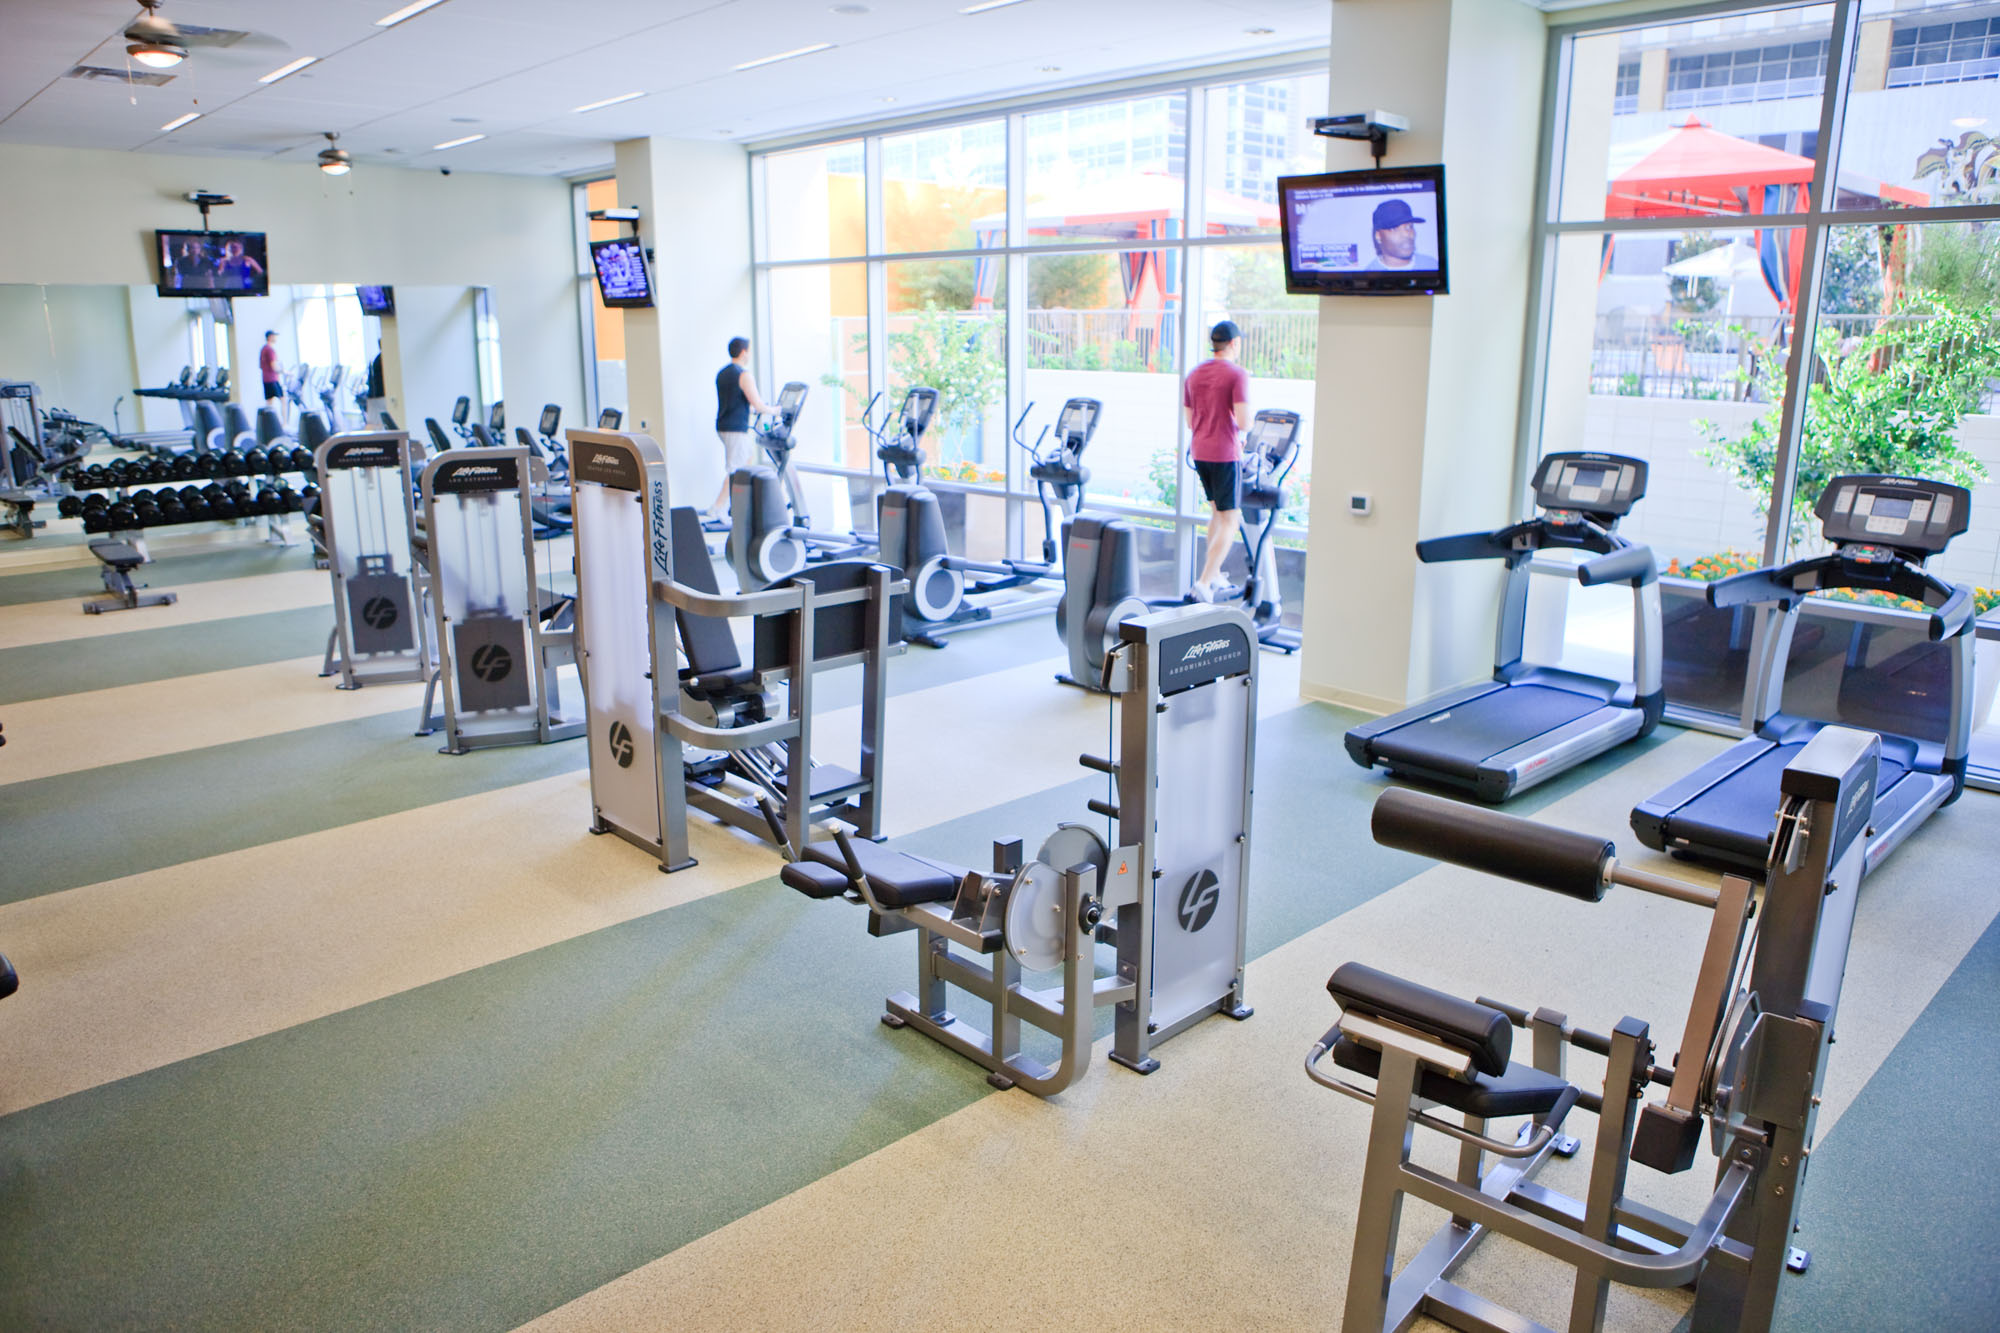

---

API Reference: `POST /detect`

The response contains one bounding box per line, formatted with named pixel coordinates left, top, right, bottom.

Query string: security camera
left=440, top=166, right=451, bottom=175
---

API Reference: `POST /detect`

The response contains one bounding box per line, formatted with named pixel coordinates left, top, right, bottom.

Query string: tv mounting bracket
left=1313, top=112, right=1409, bottom=165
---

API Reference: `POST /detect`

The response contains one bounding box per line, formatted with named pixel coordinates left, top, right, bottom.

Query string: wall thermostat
left=1349, top=494, right=1373, bottom=517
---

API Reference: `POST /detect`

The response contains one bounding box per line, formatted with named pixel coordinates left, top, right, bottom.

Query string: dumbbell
left=289, top=446, right=313, bottom=472
left=147, top=459, right=171, bottom=484
left=82, top=492, right=110, bottom=513
left=105, top=501, right=137, bottom=530
left=179, top=487, right=211, bottom=521
left=214, top=449, right=244, bottom=477
left=105, top=460, right=132, bottom=485
left=244, top=448, right=269, bottom=474
left=158, top=495, right=187, bottom=524
left=171, top=455, right=198, bottom=480
left=57, top=494, right=84, bottom=518
left=83, top=464, right=112, bottom=487
left=82, top=507, right=108, bottom=533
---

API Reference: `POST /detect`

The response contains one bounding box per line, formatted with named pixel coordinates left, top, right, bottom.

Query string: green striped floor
left=0, top=533, right=1993, bottom=1332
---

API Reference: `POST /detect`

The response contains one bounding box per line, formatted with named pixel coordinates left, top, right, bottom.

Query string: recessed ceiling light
left=377, top=0, right=449, bottom=28
left=159, top=111, right=201, bottom=132
left=450, top=116, right=479, bottom=124
left=879, top=96, right=897, bottom=103
left=1245, top=27, right=1275, bottom=35
left=432, top=133, right=484, bottom=150
left=574, top=91, right=645, bottom=113
left=734, top=42, right=835, bottom=71
left=831, top=3, right=869, bottom=12
left=1952, top=115, right=1988, bottom=129
left=961, top=0, right=1029, bottom=12
left=259, top=56, right=318, bottom=84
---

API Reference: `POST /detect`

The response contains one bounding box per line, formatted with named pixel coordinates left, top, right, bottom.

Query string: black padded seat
left=799, top=839, right=959, bottom=908
left=781, top=860, right=852, bottom=900
left=1331, top=1038, right=1572, bottom=1120
left=88, top=539, right=145, bottom=571
left=688, top=666, right=760, bottom=697
left=1329, top=962, right=1513, bottom=1077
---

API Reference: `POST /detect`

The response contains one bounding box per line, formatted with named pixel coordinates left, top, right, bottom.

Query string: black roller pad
left=1372, top=787, right=1613, bottom=902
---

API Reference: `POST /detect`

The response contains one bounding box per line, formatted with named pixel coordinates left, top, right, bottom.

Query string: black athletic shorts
left=1194, top=459, right=1239, bottom=512
left=263, top=381, right=283, bottom=400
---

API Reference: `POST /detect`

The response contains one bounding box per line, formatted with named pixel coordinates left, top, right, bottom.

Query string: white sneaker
left=1189, top=580, right=1214, bottom=603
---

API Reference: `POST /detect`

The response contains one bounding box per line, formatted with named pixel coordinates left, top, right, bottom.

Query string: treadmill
left=1632, top=473, right=1976, bottom=874
left=1344, top=451, right=1664, bottom=802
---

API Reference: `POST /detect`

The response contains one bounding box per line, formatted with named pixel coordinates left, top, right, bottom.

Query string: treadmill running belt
left=1667, top=741, right=1910, bottom=864
left=1371, top=684, right=1607, bottom=782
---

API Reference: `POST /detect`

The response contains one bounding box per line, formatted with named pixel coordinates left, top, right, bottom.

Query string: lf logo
left=1177, top=869, right=1220, bottom=933
left=469, top=643, right=514, bottom=683
left=361, top=597, right=399, bottom=630
left=608, top=720, right=635, bottom=768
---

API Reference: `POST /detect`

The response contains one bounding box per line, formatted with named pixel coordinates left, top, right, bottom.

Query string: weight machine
left=316, top=430, right=430, bottom=689
left=784, top=603, right=1258, bottom=1095
left=415, top=445, right=583, bottom=753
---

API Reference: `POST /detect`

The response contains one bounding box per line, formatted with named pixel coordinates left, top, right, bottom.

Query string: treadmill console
left=1531, top=451, right=1647, bottom=520
left=1246, top=410, right=1302, bottom=479
left=1815, top=474, right=1970, bottom=556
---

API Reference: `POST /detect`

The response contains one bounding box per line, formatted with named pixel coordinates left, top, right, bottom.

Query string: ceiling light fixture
left=573, top=91, right=645, bottom=113
left=1952, top=115, right=1988, bottom=129
left=734, top=42, right=834, bottom=71
left=376, top=0, right=450, bottom=28
left=1245, top=27, right=1275, bottom=35
left=318, top=131, right=352, bottom=176
left=160, top=111, right=201, bottom=132
left=129, top=39, right=186, bottom=69
left=259, top=56, right=318, bottom=84
left=960, top=0, right=1029, bottom=12
left=432, top=133, right=485, bottom=150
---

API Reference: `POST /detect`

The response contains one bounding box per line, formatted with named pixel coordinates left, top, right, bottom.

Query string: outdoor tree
left=1030, top=251, right=1115, bottom=309
left=1909, top=222, right=2000, bottom=313
left=1667, top=232, right=1729, bottom=315
left=1699, top=290, right=1999, bottom=546
left=888, top=302, right=1005, bottom=461
left=1819, top=225, right=1884, bottom=315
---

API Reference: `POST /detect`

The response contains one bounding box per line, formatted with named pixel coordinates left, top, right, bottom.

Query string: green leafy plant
left=1698, top=292, right=2000, bottom=545
left=1144, top=445, right=1179, bottom=511
left=1616, top=371, right=1645, bottom=397
left=887, top=302, right=1005, bottom=463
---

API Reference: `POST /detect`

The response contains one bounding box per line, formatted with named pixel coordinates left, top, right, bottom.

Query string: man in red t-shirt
left=259, top=331, right=283, bottom=402
left=1182, top=319, right=1252, bottom=601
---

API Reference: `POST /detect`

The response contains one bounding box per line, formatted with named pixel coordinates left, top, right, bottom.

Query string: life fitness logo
left=1181, top=638, right=1232, bottom=664
left=360, top=597, right=399, bottom=630
left=608, top=720, right=635, bottom=768
left=649, top=480, right=671, bottom=572
left=1177, top=868, right=1221, bottom=933
left=470, top=643, right=514, bottom=682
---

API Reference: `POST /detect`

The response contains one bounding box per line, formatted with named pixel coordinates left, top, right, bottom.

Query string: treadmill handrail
left=1706, top=552, right=1975, bottom=640
left=1418, top=514, right=1625, bottom=568
left=1577, top=544, right=1658, bottom=588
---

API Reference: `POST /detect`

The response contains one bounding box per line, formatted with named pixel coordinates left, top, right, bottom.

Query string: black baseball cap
left=1210, top=319, right=1240, bottom=345
left=1372, top=198, right=1425, bottom=231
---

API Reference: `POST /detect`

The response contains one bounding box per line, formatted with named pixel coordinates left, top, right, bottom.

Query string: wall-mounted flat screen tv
left=357, top=285, right=395, bottom=315
left=155, top=229, right=270, bottom=298
left=1277, top=165, right=1447, bottom=296
left=590, top=237, right=654, bottom=309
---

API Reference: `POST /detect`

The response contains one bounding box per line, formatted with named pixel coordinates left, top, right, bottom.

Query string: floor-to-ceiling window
left=750, top=62, right=1325, bottom=595
left=1530, top=0, right=2000, bottom=785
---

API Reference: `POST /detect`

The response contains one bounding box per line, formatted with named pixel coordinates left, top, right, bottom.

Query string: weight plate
left=1003, top=861, right=1067, bottom=972
left=1036, top=822, right=1109, bottom=885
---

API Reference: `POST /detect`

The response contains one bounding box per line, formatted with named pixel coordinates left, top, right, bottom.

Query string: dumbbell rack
left=60, top=449, right=318, bottom=544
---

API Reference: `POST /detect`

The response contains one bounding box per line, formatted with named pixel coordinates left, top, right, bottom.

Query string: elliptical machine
left=881, top=397, right=1101, bottom=649
left=512, top=403, right=573, bottom=538
left=1221, top=408, right=1302, bottom=652
left=729, top=385, right=938, bottom=588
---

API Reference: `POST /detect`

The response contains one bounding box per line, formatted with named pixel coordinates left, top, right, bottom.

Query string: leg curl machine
left=1311, top=724, right=1880, bottom=1333
left=783, top=603, right=1258, bottom=1095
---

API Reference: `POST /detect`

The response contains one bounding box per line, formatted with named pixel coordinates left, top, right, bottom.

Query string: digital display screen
left=590, top=238, right=654, bottom=308
left=1573, top=467, right=1608, bottom=488
left=156, top=230, right=270, bottom=297
left=1279, top=166, right=1447, bottom=296
left=357, top=285, right=395, bottom=315
left=1871, top=495, right=1914, bottom=520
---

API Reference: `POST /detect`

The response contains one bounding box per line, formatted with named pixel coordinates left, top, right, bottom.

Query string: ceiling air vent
left=67, top=65, right=177, bottom=86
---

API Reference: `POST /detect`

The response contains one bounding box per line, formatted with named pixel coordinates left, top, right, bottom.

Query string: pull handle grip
left=1086, top=798, right=1119, bottom=821
left=1371, top=788, right=1611, bottom=903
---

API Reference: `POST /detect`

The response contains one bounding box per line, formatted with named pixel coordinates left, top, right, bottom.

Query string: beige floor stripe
left=0, top=655, right=431, bottom=783
left=517, top=736, right=2000, bottom=1333
left=0, top=567, right=330, bottom=649
left=0, top=650, right=1302, bottom=1115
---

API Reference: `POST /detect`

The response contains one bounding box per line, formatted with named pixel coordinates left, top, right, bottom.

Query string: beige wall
left=0, top=143, right=584, bottom=436
left=0, top=285, right=140, bottom=429
left=1299, top=0, right=1548, bottom=712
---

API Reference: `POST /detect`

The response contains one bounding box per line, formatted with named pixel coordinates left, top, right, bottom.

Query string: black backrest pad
left=667, top=504, right=743, bottom=675
left=1328, top=961, right=1512, bottom=1077
left=754, top=560, right=904, bottom=670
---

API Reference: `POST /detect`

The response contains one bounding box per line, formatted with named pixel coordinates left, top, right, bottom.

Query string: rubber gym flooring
left=0, top=524, right=1994, bottom=1332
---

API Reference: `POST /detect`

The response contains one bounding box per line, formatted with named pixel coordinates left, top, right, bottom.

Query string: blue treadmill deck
left=1369, top=683, right=1608, bottom=783
left=1667, top=740, right=1911, bottom=867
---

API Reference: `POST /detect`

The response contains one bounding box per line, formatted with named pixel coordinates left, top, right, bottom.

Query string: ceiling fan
left=124, top=1, right=281, bottom=69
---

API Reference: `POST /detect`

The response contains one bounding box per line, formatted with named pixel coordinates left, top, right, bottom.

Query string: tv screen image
left=156, top=230, right=270, bottom=298
left=357, top=285, right=395, bottom=315
left=590, top=238, right=654, bottom=308
left=1277, top=166, right=1448, bottom=296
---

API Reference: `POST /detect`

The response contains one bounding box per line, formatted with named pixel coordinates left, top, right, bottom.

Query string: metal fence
left=1587, top=311, right=1998, bottom=408
left=1023, top=308, right=1316, bottom=378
